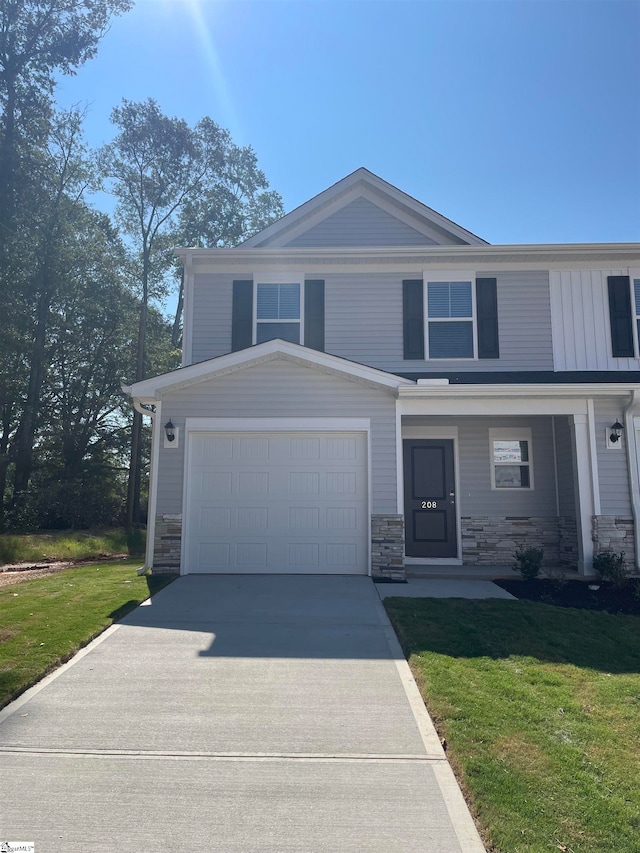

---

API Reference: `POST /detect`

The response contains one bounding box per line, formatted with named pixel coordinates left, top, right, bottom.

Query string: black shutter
left=304, top=280, right=325, bottom=351
left=231, top=280, right=253, bottom=351
left=403, top=280, right=424, bottom=360
left=608, top=276, right=634, bottom=357
left=476, top=277, right=499, bottom=359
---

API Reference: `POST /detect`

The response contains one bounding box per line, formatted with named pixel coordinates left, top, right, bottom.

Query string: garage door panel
left=186, top=431, right=368, bottom=574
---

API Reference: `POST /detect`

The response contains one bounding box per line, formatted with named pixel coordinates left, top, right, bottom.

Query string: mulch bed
left=494, top=577, right=640, bottom=615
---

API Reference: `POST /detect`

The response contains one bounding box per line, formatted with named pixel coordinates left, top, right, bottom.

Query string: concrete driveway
left=0, top=575, right=484, bottom=852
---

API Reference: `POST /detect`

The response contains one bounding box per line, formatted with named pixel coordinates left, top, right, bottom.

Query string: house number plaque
left=421, top=501, right=437, bottom=509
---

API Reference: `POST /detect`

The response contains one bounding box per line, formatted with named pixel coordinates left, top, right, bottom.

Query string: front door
left=403, top=439, right=457, bottom=558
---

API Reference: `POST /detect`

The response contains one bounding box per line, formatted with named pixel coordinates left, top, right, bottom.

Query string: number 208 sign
left=421, top=501, right=437, bottom=509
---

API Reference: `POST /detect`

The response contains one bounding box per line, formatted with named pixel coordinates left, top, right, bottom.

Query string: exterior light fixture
left=164, top=419, right=176, bottom=443
left=609, top=421, right=624, bottom=443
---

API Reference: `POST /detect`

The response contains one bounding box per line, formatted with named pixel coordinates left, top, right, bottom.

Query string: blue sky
left=57, top=0, right=640, bottom=244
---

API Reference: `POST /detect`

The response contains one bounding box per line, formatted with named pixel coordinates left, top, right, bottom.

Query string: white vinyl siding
left=155, top=359, right=397, bottom=517
left=403, top=416, right=557, bottom=516
left=550, top=270, right=640, bottom=371
left=284, top=197, right=437, bottom=248
left=188, top=270, right=553, bottom=372
left=190, top=272, right=235, bottom=364
left=324, top=271, right=552, bottom=373
left=594, top=398, right=632, bottom=515
left=554, top=416, right=576, bottom=518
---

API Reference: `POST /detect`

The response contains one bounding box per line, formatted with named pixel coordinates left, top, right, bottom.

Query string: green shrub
left=593, top=551, right=629, bottom=587
left=514, top=545, right=544, bottom=581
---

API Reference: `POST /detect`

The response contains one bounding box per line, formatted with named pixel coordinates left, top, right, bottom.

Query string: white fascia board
left=175, top=243, right=640, bottom=269
left=237, top=168, right=489, bottom=248
left=126, top=340, right=415, bottom=399
left=399, top=383, right=640, bottom=399
left=238, top=169, right=369, bottom=247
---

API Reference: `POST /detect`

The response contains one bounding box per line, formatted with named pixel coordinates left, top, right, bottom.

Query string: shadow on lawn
left=384, top=597, right=640, bottom=675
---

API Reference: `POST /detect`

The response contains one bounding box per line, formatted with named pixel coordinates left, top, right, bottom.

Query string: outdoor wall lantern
left=164, top=419, right=176, bottom=443
left=609, top=421, right=624, bottom=443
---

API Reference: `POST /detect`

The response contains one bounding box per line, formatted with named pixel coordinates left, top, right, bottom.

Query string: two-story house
left=124, top=168, right=640, bottom=579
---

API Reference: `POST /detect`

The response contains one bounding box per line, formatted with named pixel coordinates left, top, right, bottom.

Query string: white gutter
left=175, top=242, right=640, bottom=260
left=399, top=383, right=640, bottom=399
left=624, top=390, right=640, bottom=569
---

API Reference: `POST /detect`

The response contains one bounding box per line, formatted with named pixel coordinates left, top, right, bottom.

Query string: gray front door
left=403, top=439, right=457, bottom=558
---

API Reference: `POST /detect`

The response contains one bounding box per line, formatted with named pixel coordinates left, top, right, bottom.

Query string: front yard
left=385, top=597, right=640, bottom=853
left=0, top=560, right=175, bottom=709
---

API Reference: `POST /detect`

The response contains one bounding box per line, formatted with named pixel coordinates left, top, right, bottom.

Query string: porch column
left=570, top=413, right=595, bottom=575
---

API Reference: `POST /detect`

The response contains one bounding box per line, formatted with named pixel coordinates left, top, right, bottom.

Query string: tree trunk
left=125, top=248, right=150, bottom=530
left=172, top=268, right=184, bottom=348
left=12, top=285, right=50, bottom=504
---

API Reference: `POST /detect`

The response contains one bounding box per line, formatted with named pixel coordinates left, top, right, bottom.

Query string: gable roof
left=241, top=168, right=489, bottom=248
left=123, top=338, right=415, bottom=402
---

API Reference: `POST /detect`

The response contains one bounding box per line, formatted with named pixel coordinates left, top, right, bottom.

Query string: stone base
left=592, top=516, right=635, bottom=568
left=558, top=516, right=579, bottom=569
left=461, top=516, right=566, bottom=567
left=371, top=514, right=405, bottom=580
left=153, top=513, right=182, bottom=573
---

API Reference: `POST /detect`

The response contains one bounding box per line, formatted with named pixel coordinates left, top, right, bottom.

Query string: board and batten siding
left=594, top=397, right=632, bottom=516
left=403, top=416, right=557, bottom=516
left=550, top=270, right=640, bottom=371
left=155, top=359, right=398, bottom=517
left=283, top=198, right=437, bottom=248
left=324, top=271, right=553, bottom=374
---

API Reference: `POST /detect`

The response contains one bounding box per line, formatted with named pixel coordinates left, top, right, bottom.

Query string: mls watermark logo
left=0, top=843, right=35, bottom=852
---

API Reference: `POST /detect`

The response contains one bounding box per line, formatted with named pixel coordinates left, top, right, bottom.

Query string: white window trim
left=489, top=427, right=534, bottom=491
left=423, top=270, right=477, bottom=361
left=253, top=274, right=305, bottom=346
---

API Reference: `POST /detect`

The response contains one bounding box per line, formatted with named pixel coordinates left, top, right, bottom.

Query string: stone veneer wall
left=461, top=517, right=562, bottom=567
left=153, top=513, right=182, bottom=573
left=371, top=514, right=405, bottom=580
left=592, top=516, right=636, bottom=569
left=558, top=516, right=579, bottom=569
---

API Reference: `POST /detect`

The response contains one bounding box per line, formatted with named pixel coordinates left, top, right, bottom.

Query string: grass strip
left=0, top=560, right=176, bottom=709
left=0, top=528, right=145, bottom=565
left=384, top=598, right=640, bottom=853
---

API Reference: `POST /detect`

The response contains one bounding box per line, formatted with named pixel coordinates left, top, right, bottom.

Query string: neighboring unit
left=124, top=169, right=640, bottom=578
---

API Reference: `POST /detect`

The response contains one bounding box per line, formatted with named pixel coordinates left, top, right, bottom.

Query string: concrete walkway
left=0, top=575, right=485, bottom=852
left=376, top=578, right=516, bottom=599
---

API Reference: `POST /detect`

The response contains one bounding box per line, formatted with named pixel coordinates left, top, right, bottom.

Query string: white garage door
left=185, top=431, right=368, bottom=574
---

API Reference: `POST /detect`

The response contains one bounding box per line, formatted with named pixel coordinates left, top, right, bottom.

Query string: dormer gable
left=241, top=168, right=488, bottom=248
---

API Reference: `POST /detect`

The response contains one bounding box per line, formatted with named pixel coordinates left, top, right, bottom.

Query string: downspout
left=122, top=387, right=159, bottom=575
left=624, top=390, right=640, bottom=571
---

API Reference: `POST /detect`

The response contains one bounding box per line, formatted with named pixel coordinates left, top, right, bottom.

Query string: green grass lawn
left=0, top=560, right=176, bottom=709
left=0, top=528, right=145, bottom=564
left=384, top=598, right=640, bottom=853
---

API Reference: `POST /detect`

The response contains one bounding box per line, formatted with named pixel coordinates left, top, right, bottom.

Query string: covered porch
left=386, top=382, right=640, bottom=578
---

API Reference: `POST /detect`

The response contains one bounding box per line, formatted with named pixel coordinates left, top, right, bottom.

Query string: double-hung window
left=426, top=276, right=475, bottom=359
left=255, top=281, right=301, bottom=344
left=489, top=428, right=534, bottom=490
